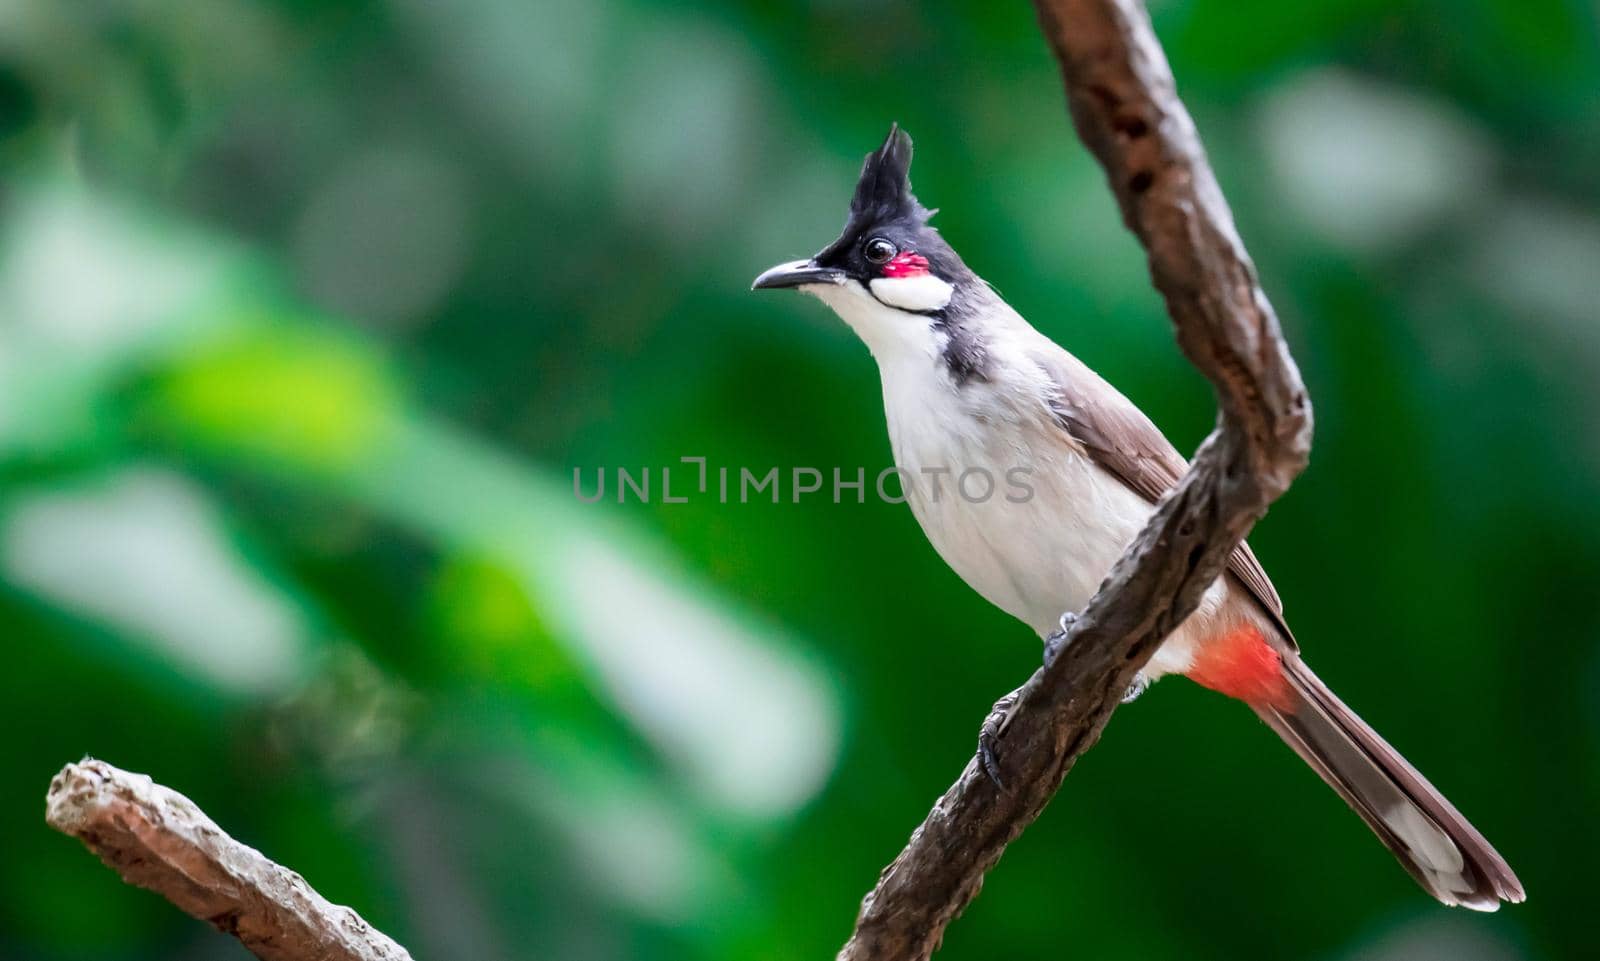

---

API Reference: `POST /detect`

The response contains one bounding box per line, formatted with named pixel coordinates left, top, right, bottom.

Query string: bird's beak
left=751, top=259, right=847, bottom=291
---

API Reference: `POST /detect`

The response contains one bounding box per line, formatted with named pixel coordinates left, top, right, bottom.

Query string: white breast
left=877, top=335, right=1226, bottom=680
left=880, top=349, right=1118, bottom=626
left=808, top=278, right=1233, bottom=680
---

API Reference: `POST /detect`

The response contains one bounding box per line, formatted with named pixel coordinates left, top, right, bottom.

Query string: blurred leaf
left=149, top=323, right=402, bottom=475
left=428, top=551, right=577, bottom=691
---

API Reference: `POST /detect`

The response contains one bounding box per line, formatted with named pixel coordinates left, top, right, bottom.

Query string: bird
left=752, top=125, right=1524, bottom=911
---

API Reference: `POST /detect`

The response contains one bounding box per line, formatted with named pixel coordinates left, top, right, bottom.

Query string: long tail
left=1253, top=656, right=1525, bottom=910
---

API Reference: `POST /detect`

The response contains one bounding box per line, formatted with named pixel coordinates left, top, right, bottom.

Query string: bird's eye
left=864, top=238, right=897, bottom=264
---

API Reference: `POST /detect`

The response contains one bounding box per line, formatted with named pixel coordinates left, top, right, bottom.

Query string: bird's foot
left=977, top=688, right=1021, bottom=792
left=1043, top=608, right=1147, bottom=703
left=1042, top=610, right=1079, bottom=668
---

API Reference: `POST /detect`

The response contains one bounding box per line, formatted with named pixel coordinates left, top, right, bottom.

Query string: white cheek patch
left=869, top=274, right=953, bottom=312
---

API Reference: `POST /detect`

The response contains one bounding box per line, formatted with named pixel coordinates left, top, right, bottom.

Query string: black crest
left=849, top=124, right=932, bottom=227
left=816, top=125, right=950, bottom=272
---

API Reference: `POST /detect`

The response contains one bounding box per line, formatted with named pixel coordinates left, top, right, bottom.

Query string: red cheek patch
left=882, top=251, right=930, bottom=278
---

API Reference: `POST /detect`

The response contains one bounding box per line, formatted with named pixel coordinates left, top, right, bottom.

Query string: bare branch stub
left=45, top=758, right=413, bottom=961
left=835, top=2, right=1312, bottom=959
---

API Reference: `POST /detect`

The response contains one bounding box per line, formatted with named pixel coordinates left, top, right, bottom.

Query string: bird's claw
left=978, top=689, right=1020, bottom=792
left=988, top=611, right=1140, bottom=789
left=1042, top=610, right=1079, bottom=668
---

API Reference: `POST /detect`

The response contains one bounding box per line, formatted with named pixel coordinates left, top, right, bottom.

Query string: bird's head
left=753, top=125, right=980, bottom=362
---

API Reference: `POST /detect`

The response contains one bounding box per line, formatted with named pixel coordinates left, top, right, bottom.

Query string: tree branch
left=45, top=759, right=413, bottom=961
left=835, top=2, right=1313, bottom=959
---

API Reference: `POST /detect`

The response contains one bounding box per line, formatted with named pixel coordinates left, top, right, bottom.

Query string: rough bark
left=835, top=2, right=1313, bottom=958
left=45, top=759, right=413, bottom=961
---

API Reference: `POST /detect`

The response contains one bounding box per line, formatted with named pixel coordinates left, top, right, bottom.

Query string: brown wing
left=1031, top=344, right=1295, bottom=648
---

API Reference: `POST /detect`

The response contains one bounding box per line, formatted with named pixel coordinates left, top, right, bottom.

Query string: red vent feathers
left=1187, top=625, right=1292, bottom=710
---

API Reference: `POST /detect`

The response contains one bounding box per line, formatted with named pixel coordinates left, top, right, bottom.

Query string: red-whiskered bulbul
left=752, top=126, right=1523, bottom=910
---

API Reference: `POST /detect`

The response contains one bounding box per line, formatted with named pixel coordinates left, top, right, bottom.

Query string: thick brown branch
left=45, top=759, right=413, bottom=961
left=836, top=2, right=1313, bottom=959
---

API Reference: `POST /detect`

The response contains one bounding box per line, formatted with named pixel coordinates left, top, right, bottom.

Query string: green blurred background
left=1, top=1, right=1597, bottom=959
